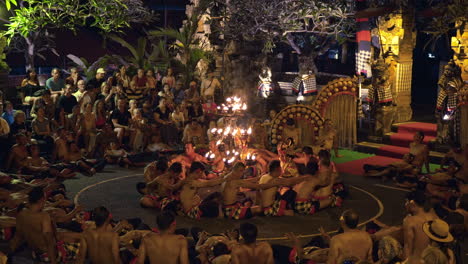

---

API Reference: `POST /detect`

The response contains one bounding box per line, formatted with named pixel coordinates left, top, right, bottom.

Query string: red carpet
left=396, top=122, right=437, bottom=137
left=336, top=156, right=400, bottom=175
left=377, top=145, right=409, bottom=159
left=389, top=122, right=436, bottom=148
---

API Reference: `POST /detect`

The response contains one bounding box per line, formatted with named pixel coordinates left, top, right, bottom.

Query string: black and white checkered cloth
left=291, top=76, right=317, bottom=95
left=367, top=83, right=393, bottom=104
left=436, top=89, right=458, bottom=111
left=356, top=50, right=372, bottom=78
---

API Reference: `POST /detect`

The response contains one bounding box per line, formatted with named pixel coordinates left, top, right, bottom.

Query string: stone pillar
left=377, top=11, right=416, bottom=122
left=451, top=20, right=468, bottom=81
left=395, top=10, right=416, bottom=122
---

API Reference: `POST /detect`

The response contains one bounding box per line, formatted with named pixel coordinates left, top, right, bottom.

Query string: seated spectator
left=185, top=81, right=200, bottom=103
left=187, top=99, right=204, bottom=121
left=87, top=68, right=106, bottom=91
left=31, top=89, right=55, bottom=120
left=377, top=236, right=403, bottom=264
left=171, top=104, right=186, bottom=131
left=0, top=103, right=10, bottom=146
left=128, top=99, right=138, bottom=118
left=202, top=96, right=217, bottom=124
left=45, top=68, right=65, bottom=101
left=183, top=119, right=206, bottom=147
left=130, top=108, right=147, bottom=151
left=110, top=99, right=132, bottom=145
left=1, top=101, right=16, bottom=125
left=154, top=98, right=177, bottom=146
left=116, top=65, right=131, bottom=91
left=79, top=102, right=97, bottom=154
left=172, top=80, right=185, bottom=105
left=65, top=105, right=82, bottom=136
left=421, top=246, right=449, bottom=264
left=422, top=219, right=455, bottom=263
left=31, top=106, right=54, bottom=154
left=160, top=84, right=175, bottom=106
left=73, top=79, right=86, bottom=103
left=93, top=99, right=107, bottom=130
left=20, top=69, right=41, bottom=104
left=65, top=67, right=82, bottom=87
left=146, top=69, right=157, bottom=90
left=128, top=68, right=148, bottom=101
left=9, top=110, right=31, bottom=138
left=58, top=84, right=78, bottom=120
left=162, top=67, right=176, bottom=89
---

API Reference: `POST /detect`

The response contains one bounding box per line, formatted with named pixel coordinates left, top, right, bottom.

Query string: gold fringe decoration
left=461, top=105, right=468, bottom=147
left=324, top=94, right=357, bottom=148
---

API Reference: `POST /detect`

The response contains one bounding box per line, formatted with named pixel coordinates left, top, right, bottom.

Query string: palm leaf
left=108, top=34, right=139, bottom=62
left=66, top=54, right=88, bottom=69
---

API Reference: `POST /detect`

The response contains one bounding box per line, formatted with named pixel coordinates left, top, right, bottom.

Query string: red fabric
left=377, top=145, right=410, bottom=159
left=396, top=122, right=437, bottom=137
left=356, top=30, right=371, bottom=39
left=389, top=133, right=435, bottom=148
left=336, top=156, right=400, bottom=175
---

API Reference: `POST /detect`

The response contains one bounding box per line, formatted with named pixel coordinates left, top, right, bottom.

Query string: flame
left=247, top=153, right=251, bottom=160
left=216, top=140, right=222, bottom=145
left=247, top=127, right=252, bottom=135
left=217, top=128, right=223, bottom=134
left=209, top=153, right=215, bottom=159
left=211, top=128, right=217, bottom=134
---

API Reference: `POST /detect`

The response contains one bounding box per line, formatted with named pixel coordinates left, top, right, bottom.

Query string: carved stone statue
left=291, top=55, right=317, bottom=102
left=368, top=59, right=395, bottom=136
left=257, top=67, right=273, bottom=99
left=435, top=60, right=463, bottom=143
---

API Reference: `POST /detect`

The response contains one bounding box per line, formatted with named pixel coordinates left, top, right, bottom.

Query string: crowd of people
left=0, top=65, right=466, bottom=264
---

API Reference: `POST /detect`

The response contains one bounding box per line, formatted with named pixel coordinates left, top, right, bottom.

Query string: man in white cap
left=87, top=68, right=106, bottom=91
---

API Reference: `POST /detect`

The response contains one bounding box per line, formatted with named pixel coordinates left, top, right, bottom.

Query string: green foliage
left=67, top=54, right=127, bottom=79
left=3, top=0, right=153, bottom=44
left=4, top=0, right=17, bottom=10
left=150, top=0, right=212, bottom=85
left=109, top=35, right=149, bottom=69
left=0, top=36, right=10, bottom=72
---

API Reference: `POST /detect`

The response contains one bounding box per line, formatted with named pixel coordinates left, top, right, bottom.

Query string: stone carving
left=368, top=59, right=395, bottom=136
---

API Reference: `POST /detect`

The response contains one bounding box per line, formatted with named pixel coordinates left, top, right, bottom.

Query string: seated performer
left=139, top=162, right=184, bottom=210
left=143, top=158, right=168, bottom=183
left=410, top=131, right=430, bottom=173
left=259, top=160, right=308, bottom=216
left=312, top=119, right=342, bottom=157
left=221, top=162, right=275, bottom=219
left=171, top=143, right=209, bottom=170
left=294, top=161, right=334, bottom=215
left=440, top=143, right=466, bottom=183
left=179, top=162, right=227, bottom=219
left=363, top=153, right=418, bottom=182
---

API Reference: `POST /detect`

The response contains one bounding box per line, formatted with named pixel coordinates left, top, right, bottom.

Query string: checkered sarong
left=294, top=198, right=319, bottom=215
left=263, top=199, right=287, bottom=217
left=185, top=205, right=202, bottom=220
left=367, top=83, right=393, bottom=104
left=32, top=241, right=80, bottom=263
left=291, top=75, right=317, bottom=95
left=222, top=203, right=251, bottom=220
left=356, top=50, right=372, bottom=78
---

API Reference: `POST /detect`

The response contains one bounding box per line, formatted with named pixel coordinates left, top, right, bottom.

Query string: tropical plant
left=66, top=54, right=127, bottom=80
left=108, top=35, right=151, bottom=69
left=0, top=36, right=10, bottom=72
left=150, top=0, right=212, bottom=86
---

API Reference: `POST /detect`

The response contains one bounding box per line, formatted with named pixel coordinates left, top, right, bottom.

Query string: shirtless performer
left=312, top=119, right=342, bottom=158
left=327, top=209, right=373, bottom=264
left=180, top=162, right=226, bottom=219
left=440, top=143, right=467, bottom=183
left=11, top=187, right=85, bottom=264
left=54, top=127, right=69, bottom=162
left=294, top=161, right=334, bottom=215
left=259, top=160, right=308, bottom=216
left=363, top=153, right=417, bottom=181
left=137, top=159, right=168, bottom=197
left=139, top=162, right=184, bottom=210
left=230, top=222, right=274, bottom=264
left=409, top=131, right=430, bottom=174
left=222, top=162, right=275, bottom=219
left=82, top=206, right=121, bottom=264
left=137, top=211, right=188, bottom=264
left=402, top=191, right=438, bottom=264
left=171, top=143, right=209, bottom=170
left=5, top=133, right=29, bottom=172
